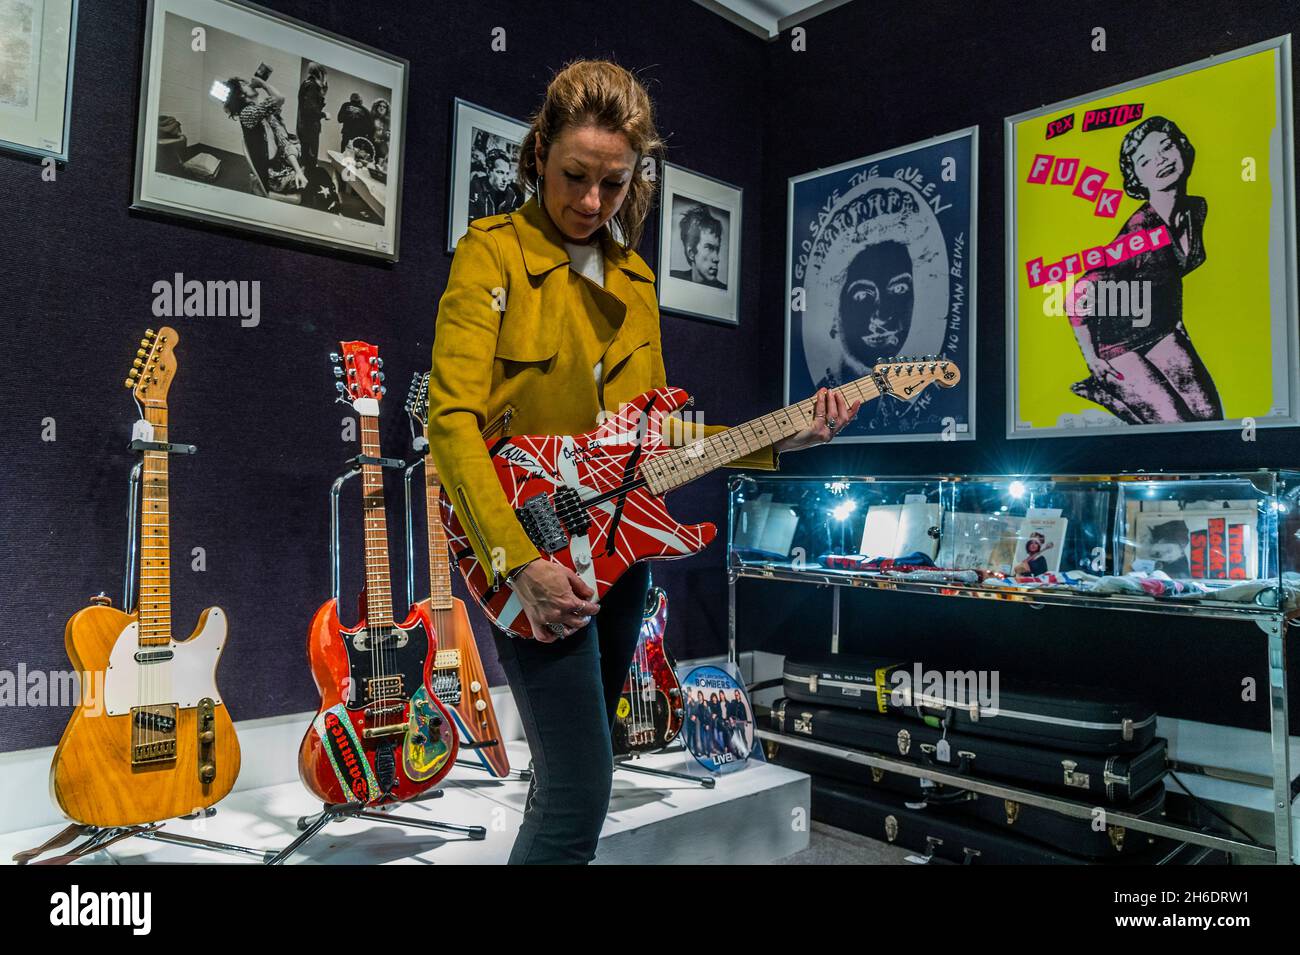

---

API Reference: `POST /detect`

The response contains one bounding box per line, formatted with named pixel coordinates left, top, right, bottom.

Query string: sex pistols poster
left=786, top=127, right=977, bottom=443
left=1006, top=37, right=1299, bottom=438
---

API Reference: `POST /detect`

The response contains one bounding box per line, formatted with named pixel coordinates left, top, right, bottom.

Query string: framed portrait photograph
left=446, top=97, right=530, bottom=252
left=656, top=163, right=742, bottom=325
left=0, top=0, right=78, bottom=162
left=786, top=126, right=978, bottom=443
left=132, top=0, right=408, bottom=261
left=1006, top=36, right=1298, bottom=438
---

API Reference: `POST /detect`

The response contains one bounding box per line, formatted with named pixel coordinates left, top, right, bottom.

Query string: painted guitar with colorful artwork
left=442, top=357, right=961, bottom=638
left=298, top=341, right=458, bottom=806
left=612, top=585, right=683, bottom=756
left=51, top=328, right=241, bottom=827
left=405, top=372, right=510, bottom=778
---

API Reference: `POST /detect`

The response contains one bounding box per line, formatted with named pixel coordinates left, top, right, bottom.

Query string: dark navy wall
left=5, top=0, right=1299, bottom=755
left=0, top=0, right=769, bottom=751
left=755, top=0, right=1300, bottom=733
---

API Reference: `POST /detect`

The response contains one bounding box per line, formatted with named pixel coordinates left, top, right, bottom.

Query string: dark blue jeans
left=491, top=562, right=651, bottom=864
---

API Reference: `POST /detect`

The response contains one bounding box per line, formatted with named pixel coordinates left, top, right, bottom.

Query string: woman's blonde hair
left=518, top=59, right=665, bottom=251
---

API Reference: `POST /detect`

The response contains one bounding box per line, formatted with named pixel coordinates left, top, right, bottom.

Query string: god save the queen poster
left=1006, top=37, right=1299, bottom=438
left=785, top=127, right=977, bottom=443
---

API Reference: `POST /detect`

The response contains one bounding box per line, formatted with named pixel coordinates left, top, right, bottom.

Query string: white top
left=565, top=239, right=607, bottom=386
left=565, top=239, right=606, bottom=288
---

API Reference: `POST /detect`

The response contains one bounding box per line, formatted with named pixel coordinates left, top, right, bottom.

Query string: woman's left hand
left=774, top=387, right=861, bottom=453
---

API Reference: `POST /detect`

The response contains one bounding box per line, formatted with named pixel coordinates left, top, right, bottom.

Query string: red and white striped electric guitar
left=441, top=358, right=960, bottom=638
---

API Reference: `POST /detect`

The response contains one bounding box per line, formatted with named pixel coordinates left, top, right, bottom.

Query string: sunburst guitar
left=50, top=327, right=241, bottom=827
left=405, top=373, right=510, bottom=777
left=297, top=341, right=458, bottom=806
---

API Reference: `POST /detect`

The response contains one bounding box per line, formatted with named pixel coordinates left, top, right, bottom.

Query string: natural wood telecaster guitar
left=51, top=327, right=241, bottom=827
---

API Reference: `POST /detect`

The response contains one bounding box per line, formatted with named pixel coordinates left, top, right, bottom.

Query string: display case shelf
left=727, top=470, right=1298, bottom=865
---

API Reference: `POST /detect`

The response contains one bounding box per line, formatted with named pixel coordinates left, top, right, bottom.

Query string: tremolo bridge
left=517, top=486, right=591, bottom=553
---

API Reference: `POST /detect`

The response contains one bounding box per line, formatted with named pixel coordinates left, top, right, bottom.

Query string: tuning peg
left=376, top=372, right=385, bottom=382
left=379, top=385, right=387, bottom=396
left=123, top=378, right=134, bottom=388
left=333, top=366, right=343, bottom=377
left=329, top=351, right=340, bottom=364
left=335, top=381, right=346, bottom=394
left=144, top=328, right=155, bottom=338
left=136, top=348, right=146, bottom=358
left=374, top=357, right=384, bottom=369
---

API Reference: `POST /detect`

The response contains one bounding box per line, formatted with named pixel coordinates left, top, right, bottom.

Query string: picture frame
left=1005, top=36, right=1298, bottom=438
left=446, top=97, right=530, bottom=252
left=785, top=126, right=978, bottom=443
left=0, top=0, right=78, bottom=163
left=656, top=162, right=742, bottom=325
left=132, top=0, right=408, bottom=261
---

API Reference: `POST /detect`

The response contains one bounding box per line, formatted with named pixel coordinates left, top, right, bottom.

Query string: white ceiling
left=692, top=0, right=856, bottom=38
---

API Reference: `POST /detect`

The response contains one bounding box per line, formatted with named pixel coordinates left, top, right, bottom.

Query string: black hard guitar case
left=783, top=655, right=1157, bottom=753
left=809, top=777, right=1226, bottom=865
left=771, top=698, right=1167, bottom=803
left=772, top=744, right=1166, bottom=859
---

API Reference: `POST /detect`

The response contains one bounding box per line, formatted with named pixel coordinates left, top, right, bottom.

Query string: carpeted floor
left=773, top=821, right=918, bottom=864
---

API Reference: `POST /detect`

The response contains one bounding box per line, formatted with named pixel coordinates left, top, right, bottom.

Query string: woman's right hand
left=510, top=559, right=601, bottom=643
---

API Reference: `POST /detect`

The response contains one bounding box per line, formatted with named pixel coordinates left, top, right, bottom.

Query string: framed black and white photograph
left=132, top=0, right=408, bottom=261
left=446, top=97, right=530, bottom=252
left=0, top=0, right=78, bottom=162
left=656, top=163, right=741, bottom=325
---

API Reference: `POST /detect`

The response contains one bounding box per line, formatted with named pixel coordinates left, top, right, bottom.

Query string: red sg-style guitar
left=441, top=358, right=961, bottom=638
left=298, top=341, right=458, bottom=806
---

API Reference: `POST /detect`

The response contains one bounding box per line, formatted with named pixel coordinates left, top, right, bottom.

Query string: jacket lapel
left=507, top=196, right=657, bottom=374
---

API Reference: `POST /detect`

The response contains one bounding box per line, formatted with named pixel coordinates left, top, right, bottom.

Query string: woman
left=426, top=60, right=858, bottom=865
left=296, top=62, right=328, bottom=169
left=223, top=73, right=307, bottom=194
left=1068, top=116, right=1222, bottom=423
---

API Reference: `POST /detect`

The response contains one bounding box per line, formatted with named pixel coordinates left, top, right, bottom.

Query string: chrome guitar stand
left=265, top=458, right=488, bottom=865
left=23, top=437, right=278, bottom=865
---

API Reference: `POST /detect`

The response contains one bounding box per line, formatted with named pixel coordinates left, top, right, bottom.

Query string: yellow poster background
left=1012, top=48, right=1281, bottom=429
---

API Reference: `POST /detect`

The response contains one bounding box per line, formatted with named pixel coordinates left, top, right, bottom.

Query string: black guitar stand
left=615, top=747, right=716, bottom=788
left=263, top=460, right=488, bottom=865
left=17, top=434, right=278, bottom=865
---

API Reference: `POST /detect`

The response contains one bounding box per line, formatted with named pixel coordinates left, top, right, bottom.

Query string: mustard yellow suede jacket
left=426, top=195, right=778, bottom=584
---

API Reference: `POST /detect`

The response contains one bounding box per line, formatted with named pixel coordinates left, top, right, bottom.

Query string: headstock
left=873, top=355, right=962, bottom=401
left=331, top=340, right=385, bottom=412
left=404, top=371, right=430, bottom=430
left=125, top=327, right=178, bottom=405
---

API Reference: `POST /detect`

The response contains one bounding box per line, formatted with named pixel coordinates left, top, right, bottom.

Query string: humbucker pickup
left=366, top=675, right=403, bottom=701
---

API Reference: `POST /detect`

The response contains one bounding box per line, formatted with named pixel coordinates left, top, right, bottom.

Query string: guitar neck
left=359, top=413, right=395, bottom=628
left=641, top=371, right=886, bottom=495
left=424, top=457, right=454, bottom=613
left=138, top=405, right=172, bottom=647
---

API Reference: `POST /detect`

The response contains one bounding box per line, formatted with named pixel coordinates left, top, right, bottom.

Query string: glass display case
left=727, top=470, right=1300, bottom=865
left=727, top=471, right=1300, bottom=619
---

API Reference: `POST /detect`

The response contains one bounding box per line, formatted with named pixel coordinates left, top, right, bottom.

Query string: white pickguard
left=555, top=436, right=598, bottom=592
left=104, top=609, right=227, bottom=716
